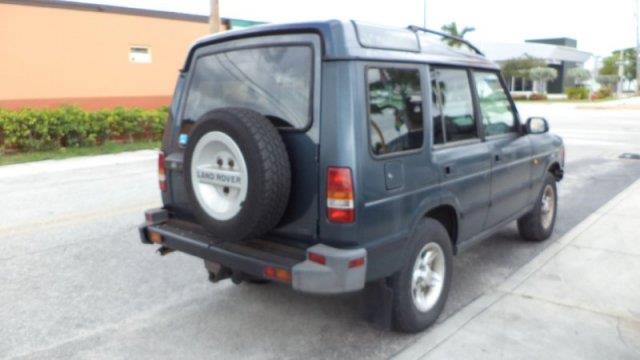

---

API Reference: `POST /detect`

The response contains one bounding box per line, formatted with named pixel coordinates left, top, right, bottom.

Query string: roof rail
left=407, top=25, right=484, bottom=56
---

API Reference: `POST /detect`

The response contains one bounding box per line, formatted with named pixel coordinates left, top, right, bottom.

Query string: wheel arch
left=548, top=161, right=563, bottom=181
left=424, top=204, right=459, bottom=254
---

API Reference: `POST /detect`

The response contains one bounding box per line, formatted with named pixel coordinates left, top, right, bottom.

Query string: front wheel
left=391, top=218, right=453, bottom=333
left=517, top=172, right=558, bottom=241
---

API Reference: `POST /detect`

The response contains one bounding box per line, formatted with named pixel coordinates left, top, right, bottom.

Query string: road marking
left=554, top=128, right=640, bottom=135
left=0, top=201, right=160, bottom=237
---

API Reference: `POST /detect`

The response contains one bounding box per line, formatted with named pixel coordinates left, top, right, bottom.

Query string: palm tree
left=440, top=22, right=475, bottom=48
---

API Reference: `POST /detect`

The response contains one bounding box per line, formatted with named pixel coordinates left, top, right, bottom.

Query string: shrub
left=591, top=86, right=613, bottom=100
left=566, top=68, right=591, bottom=85
left=511, top=94, right=528, bottom=101
left=565, top=87, right=590, bottom=100
left=529, top=93, right=548, bottom=101
left=0, top=106, right=168, bottom=151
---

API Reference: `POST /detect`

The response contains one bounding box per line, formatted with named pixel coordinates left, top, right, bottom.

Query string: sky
left=62, top=0, right=639, bottom=56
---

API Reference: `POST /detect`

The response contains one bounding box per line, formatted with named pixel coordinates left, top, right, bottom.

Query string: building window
left=129, top=46, right=152, bottom=64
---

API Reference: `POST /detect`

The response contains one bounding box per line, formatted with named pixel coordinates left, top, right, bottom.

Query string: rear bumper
left=140, top=209, right=366, bottom=294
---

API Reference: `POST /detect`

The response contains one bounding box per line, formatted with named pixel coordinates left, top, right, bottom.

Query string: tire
left=391, top=218, right=453, bottom=333
left=517, top=172, right=557, bottom=242
left=184, top=108, right=291, bottom=242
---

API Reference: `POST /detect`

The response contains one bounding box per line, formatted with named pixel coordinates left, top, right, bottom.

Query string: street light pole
left=209, top=0, right=220, bottom=34
left=635, top=0, right=640, bottom=92
left=423, top=0, right=427, bottom=28
left=618, top=49, right=625, bottom=96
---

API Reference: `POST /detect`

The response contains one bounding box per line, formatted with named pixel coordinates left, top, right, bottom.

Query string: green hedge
left=565, top=87, right=589, bottom=100
left=0, top=106, right=168, bottom=151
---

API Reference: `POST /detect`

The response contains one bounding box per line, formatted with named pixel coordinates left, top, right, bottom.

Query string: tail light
left=158, top=151, right=167, bottom=191
left=326, top=167, right=355, bottom=223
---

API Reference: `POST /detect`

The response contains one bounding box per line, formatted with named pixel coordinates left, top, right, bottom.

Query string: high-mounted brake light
left=327, top=167, right=355, bottom=223
left=158, top=151, right=167, bottom=191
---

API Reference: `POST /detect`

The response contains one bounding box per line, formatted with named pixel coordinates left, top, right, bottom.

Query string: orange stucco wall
left=0, top=3, right=209, bottom=109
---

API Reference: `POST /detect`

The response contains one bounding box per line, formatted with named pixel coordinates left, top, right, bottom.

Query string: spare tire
left=184, top=108, right=291, bottom=241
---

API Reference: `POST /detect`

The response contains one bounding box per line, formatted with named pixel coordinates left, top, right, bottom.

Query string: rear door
left=472, top=71, right=532, bottom=228
left=165, top=34, right=322, bottom=242
left=429, top=66, right=492, bottom=243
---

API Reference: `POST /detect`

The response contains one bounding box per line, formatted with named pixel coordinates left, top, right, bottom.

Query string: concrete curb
left=0, top=149, right=158, bottom=179
left=393, top=179, right=640, bottom=360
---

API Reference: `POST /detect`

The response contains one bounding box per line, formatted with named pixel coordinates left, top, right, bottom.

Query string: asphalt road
left=2, top=102, right=640, bottom=359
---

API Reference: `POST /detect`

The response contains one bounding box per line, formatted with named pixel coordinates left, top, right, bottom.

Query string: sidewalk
left=396, top=180, right=640, bottom=360
left=577, top=95, right=640, bottom=110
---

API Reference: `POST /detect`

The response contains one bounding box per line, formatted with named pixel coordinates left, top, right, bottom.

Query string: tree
left=599, top=48, right=637, bottom=81
left=596, top=74, right=619, bottom=88
left=566, top=67, right=591, bottom=86
left=501, top=55, right=546, bottom=90
left=440, top=22, right=475, bottom=48
left=529, top=67, right=558, bottom=94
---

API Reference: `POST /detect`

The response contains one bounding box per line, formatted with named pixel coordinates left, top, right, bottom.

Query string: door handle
left=494, top=154, right=502, bottom=162
left=444, top=165, right=453, bottom=176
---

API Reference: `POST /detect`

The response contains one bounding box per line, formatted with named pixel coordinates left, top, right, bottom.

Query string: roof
left=479, top=41, right=592, bottom=64
left=182, top=20, right=499, bottom=71
left=0, top=0, right=261, bottom=24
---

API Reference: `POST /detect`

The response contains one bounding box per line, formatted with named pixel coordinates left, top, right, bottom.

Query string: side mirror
left=526, top=117, right=549, bottom=134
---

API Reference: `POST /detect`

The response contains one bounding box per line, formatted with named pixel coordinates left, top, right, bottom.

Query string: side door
left=354, top=63, right=440, bottom=279
left=472, top=71, right=533, bottom=228
left=429, top=66, right=492, bottom=243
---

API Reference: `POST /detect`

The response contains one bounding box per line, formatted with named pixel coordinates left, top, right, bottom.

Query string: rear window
left=183, top=45, right=313, bottom=129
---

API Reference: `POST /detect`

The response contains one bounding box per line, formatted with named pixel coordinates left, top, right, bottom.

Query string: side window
left=430, top=68, right=477, bottom=145
left=473, top=71, right=517, bottom=136
left=367, top=67, right=423, bottom=156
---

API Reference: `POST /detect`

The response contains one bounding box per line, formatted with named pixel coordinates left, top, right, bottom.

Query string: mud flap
left=360, top=279, right=394, bottom=330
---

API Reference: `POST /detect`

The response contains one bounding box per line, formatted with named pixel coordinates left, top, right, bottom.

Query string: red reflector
left=308, top=252, right=326, bottom=265
left=327, top=167, right=355, bottom=223
left=263, top=266, right=276, bottom=278
left=275, top=268, right=292, bottom=283
left=158, top=151, right=167, bottom=191
left=149, top=231, right=162, bottom=244
left=263, top=266, right=291, bottom=283
left=328, top=208, right=355, bottom=223
left=348, top=257, right=365, bottom=269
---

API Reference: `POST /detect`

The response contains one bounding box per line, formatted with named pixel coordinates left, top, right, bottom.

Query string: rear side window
left=183, top=46, right=312, bottom=129
left=473, top=71, right=517, bottom=136
left=430, top=68, right=477, bottom=145
left=367, top=67, right=423, bottom=155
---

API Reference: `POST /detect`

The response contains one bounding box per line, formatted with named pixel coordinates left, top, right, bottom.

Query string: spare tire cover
left=184, top=108, right=291, bottom=241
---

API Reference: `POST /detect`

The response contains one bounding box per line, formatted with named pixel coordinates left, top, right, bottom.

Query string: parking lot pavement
left=395, top=179, right=640, bottom=360
left=1, top=102, right=640, bottom=359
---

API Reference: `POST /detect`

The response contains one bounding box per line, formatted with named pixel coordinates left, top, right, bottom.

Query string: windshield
left=182, top=45, right=313, bottom=129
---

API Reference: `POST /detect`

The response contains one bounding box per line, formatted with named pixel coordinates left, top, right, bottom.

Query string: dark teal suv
left=139, top=20, right=565, bottom=332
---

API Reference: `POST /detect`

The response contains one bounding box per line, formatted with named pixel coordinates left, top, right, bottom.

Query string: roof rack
left=407, top=25, right=484, bottom=56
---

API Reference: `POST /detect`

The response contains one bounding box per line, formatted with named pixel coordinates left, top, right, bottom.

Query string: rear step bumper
left=139, top=210, right=366, bottom=294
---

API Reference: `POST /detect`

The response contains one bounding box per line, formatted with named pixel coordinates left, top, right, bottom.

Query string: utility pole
left=209, top=0, right=220, bottom=34
left=423, top=0, right=427, bottom=28
left=618, top=49, right=625, bottom=96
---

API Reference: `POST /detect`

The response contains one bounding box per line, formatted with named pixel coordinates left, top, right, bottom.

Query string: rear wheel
left=391, top=218, right=453, bottom=333
left=517, top=172, right=557, bottom=241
